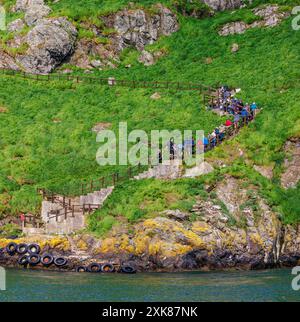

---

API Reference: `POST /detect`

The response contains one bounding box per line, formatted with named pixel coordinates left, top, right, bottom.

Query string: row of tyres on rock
left=1, top=242, right=136, bottom=274
left=3, top=242, right=68, bottom=268
left=76, top=263, right=136, bottom=274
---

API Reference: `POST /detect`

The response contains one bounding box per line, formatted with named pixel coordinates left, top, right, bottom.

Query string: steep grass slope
left=0, top=0, right=299, bottom=231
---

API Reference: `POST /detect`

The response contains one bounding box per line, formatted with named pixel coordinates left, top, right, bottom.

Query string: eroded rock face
left=16, top=18, right=78, bottom=74
left=281, top=138, right=300, bottom=189
left=113, top=5, right=179, bottom=51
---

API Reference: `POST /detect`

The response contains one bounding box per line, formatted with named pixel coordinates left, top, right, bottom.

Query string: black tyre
left=54, top=257, right=68, bottom=267
left=28, top=254, right=41, bottom=266
left=27, top=243, right=40, bottom=254
left=87, top=263, right=101, bottom=273
left=6, top=242, right=17, bottom=255
left=41, top=254, right=54, bottom=266
left=16, top=243, right=28, bottom=255
left=18, top=255, right=29, bottom=266
left=101, top=263, right=115, bottom=273
left=76, top=266, right=87, bottom=273
left=121, top=265, right=137, bottom=274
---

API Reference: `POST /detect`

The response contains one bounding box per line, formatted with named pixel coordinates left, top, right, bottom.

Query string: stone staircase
left=40, top=187, right=114, bottom=235
left=134, top=160, right=183, bottom=180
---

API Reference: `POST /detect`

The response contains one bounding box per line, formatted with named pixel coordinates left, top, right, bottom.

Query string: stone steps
left=38, top=186, right=114, bottom=235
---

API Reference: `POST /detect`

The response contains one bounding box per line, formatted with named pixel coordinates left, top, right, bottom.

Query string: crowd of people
left=155, top=86, right=259, bottom=162
left=209, top=85, right=258, bottom=129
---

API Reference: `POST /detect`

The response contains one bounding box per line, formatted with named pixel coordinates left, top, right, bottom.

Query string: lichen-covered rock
left=16, top=17, right=78, bottom=74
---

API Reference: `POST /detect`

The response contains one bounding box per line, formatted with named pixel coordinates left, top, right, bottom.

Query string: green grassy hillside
left=0, top=0, right=299, bottom=231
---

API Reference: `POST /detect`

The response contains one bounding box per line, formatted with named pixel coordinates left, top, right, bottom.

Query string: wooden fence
left=40, top=163, right=144, bottom=202
left=0, top=68, right=218, bottom=103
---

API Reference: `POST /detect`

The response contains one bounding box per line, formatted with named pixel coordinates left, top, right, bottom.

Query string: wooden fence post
left=128, top=167, right=132, bottom=179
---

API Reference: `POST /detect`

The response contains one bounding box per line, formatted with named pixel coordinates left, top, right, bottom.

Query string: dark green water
left=0, top=268, right=299, bottom=302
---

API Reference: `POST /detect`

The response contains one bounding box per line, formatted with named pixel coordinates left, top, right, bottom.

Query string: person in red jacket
left=225, top=119, right=232, bottom=127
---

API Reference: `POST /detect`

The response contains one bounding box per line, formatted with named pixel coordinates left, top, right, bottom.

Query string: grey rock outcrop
left=12, top=0, right=52, bottom=26
left=13, top=0, right=45, bottom=12
left=219, top=21, right=248, bottom=36
left=138, top=50, right=155, bottom=66
left=24, top=3, right=52, bottom=26
left=7, top=18, right=25, bottom=32
left=202, top=0, right=245, bottom=11
left=16, top=17, right=78, bottom=74
left=219, top=5, right=290, bottom=36
left=0, top=52, right=20, bottom=70
left=113, top=5, right=179, bottom=51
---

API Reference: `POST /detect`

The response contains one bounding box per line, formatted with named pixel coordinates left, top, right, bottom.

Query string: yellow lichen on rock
left=76, top=239, right=88, bottom=251
left=132, top=235, right=150, bottom=255
left=119, top=234, right=135, bottom=253
left=99, top=237, right=117, bottom=253
left=192, top=221, right=210, bottom=234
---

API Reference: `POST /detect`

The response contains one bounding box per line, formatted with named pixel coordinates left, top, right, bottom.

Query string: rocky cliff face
left=1, top=1, right=179, bottom=73
left=112, top=4, right=179, bottom=51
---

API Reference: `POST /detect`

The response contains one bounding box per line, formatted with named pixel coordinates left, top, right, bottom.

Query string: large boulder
left=16, top=18, right=78, bottom=74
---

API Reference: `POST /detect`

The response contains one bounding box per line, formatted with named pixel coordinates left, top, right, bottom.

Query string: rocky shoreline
left=1, top=243, right=299, bottom=273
